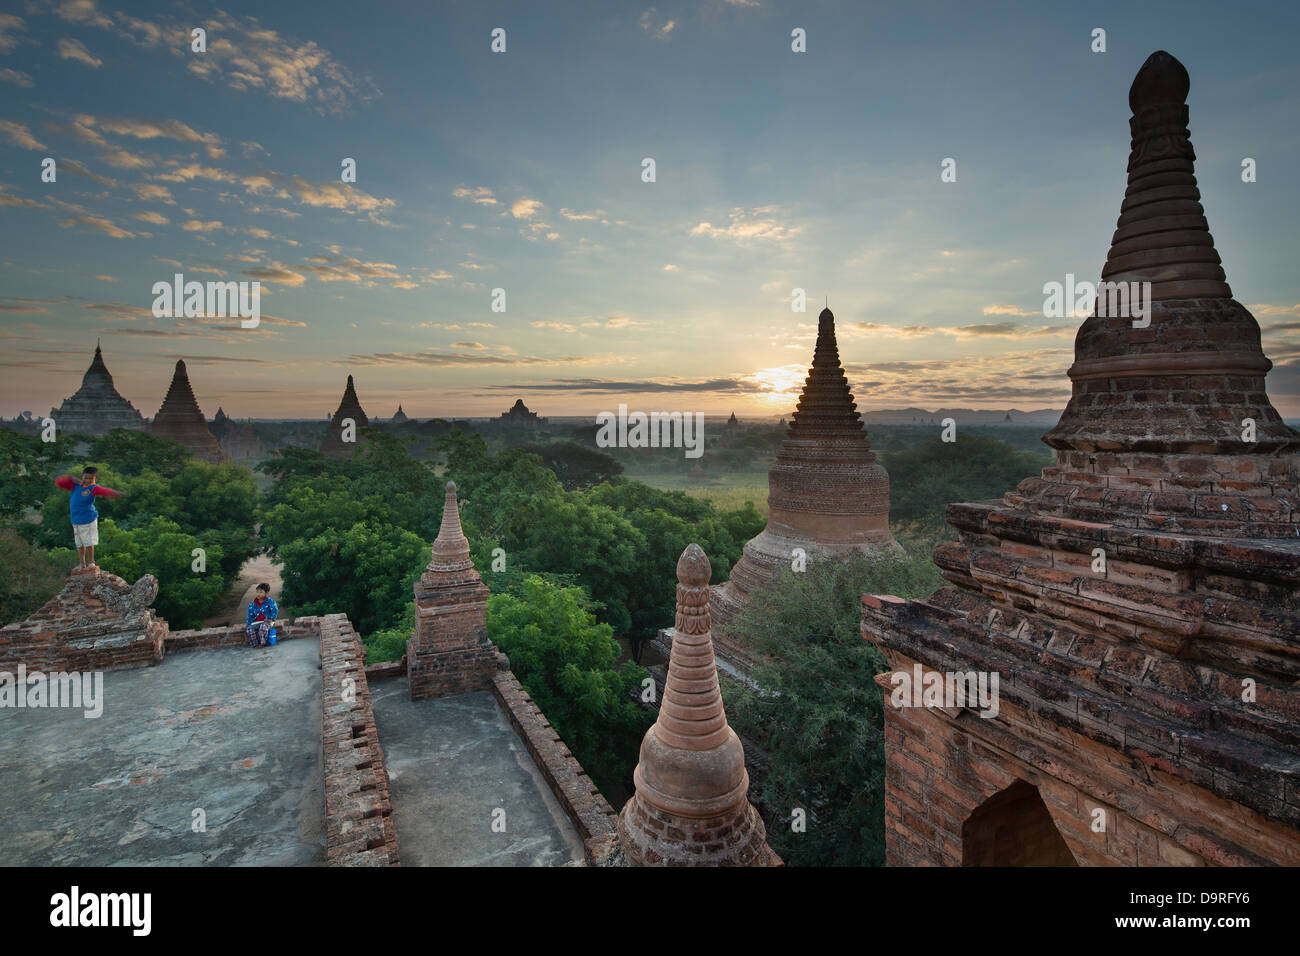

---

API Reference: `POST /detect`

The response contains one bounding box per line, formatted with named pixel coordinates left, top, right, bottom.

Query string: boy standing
left=54, top=467, right=124, bottom=574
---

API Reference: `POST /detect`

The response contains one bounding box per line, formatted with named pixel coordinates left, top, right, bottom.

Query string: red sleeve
left=92, top=485, right=122, bottom=498
left=55, top=476, right=75, bottom=490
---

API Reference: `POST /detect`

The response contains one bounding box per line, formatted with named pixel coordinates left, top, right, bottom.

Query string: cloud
left=1248, top=303, right=1300, bottom=317
left=0, top=14, right=26, bottom=54
left=131, top=210, right=169, bottom=225
left=181, top=219, right=223, bottom=232
left=344, top=351, right=599, bottom=368
left=57, top=212, right=137, bottom=239
left=690, top=207, right=801, bottom=244
left=663, top=264, right=679, bottom=272
left=132, top=182, right=175, bottom=204
left=0, top=68, right=33, bottom=87
left=560, top=207, right=604, bottom=221
left=91, top=274, right=117, bottom=282
left=40, top=3, right=377, bottom=113
left=242, top=264, right=306, bottom=287
left=453, top=185, right=497, bottom=205
left=0, top=120, right=45, bottom=150
left=489, top=377, right=748, bottom=394
left=57, top=37, right=102, bottom=67
left=639, top=8, right=677, bottom=39
left=450, top=341, right=487, bottom=349
left=941, top=322, right=1073, bottom=338
left=510, top=198, right=543, bottom=219
left=286, top=175, right=395, bottom=223
left=60, top=158, right=116, bottom=186
left=458, top=261, right=487, bottom=271
left=532, top=322, right=577, bottom=333
left=982, top=304, right=1038, bottom=317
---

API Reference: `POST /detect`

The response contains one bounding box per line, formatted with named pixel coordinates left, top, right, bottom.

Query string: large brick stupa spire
left=150, top=359, right=226, bottom=463
left=320, top=374, right=370, bottom=458
left=1030, top=50, right=1299, bottom=535
left=618, top=544, right=777, bottom=866
left=862, top=52, right=1300, bottom=868
left=710, top=306, right=897, bottom=656
left=49, top=342, right=147, bottom=437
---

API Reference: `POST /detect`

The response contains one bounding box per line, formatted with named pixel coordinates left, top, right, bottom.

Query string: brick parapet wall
left=491, top=669, right=619, bottom=865
left=165, top=616, right=316, bottom=653
left=872, top=655, right=1300, bottom=867
left=319, top=613, right=400, bottom=866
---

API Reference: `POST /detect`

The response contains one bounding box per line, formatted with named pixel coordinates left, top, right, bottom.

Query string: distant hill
left=861, top=408, right=1063, bottom=426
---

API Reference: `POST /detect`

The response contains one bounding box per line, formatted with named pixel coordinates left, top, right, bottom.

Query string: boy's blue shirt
left=69, top=483, right=100, bottom=525
left=247, top=597, right=278, bottom=639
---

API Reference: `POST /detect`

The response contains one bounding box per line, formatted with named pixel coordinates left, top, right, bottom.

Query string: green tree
left=96, top=516, right=229, bottom=629
left=0, top=527, right=75, bottom=624
left=882, top=434, right=1050, bottom=533
left=88, top=429, right=192, bottom=477
left=723, top=552, right=944, bottom=866
left=520, top=440, right=623, bottom=490
left=487, top=574, right=652, bottom=801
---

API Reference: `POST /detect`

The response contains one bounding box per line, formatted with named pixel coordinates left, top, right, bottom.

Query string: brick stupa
left=711, top=306, right=898, bottom=661
left=49, top=343, right=146, bottom=437
left=150, top=360, right=226, bottom=463
left=407, top=481, right=505, bottom=700
left=320, top=374, right=370, bottom=458
left=861, top=51, right=1300, bottom=866
left=618, top=544, right=778, bottom=866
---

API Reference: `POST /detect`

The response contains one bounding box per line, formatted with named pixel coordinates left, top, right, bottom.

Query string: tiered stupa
left=710, top=306, right=898, bottom=660
left=320, top=374, right=370, bottom=458
left=862, top=52, right=1300, bottom=867
left=407, top=481, right=504, bottom=699
left=150, top=360, right=226, bottom=463
left=618, top=544, right=778, bottom=866
left=48, top=343, right=146, bottom=437
left=391, top=404, right=409, bottom=424
left=212, top=410, right=264, bottom=461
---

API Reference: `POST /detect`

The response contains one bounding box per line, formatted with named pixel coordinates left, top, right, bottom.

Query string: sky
left=1, top=0, right=1298, bottom=420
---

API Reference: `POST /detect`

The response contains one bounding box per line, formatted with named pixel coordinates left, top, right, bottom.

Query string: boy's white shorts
left=73, top=520, right=98, bottom=547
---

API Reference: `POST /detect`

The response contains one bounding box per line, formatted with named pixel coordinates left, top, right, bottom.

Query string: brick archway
left=962, top=779, right=1077, bottom=866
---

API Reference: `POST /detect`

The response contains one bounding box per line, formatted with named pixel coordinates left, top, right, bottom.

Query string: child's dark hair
left=256, top=582, right=271, bottom=593
left=82, top=466, right=98, bottom=477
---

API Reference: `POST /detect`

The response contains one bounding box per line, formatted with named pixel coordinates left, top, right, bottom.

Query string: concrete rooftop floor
left=371, top=680, right=584, bottom=866
left=0, top=639, right=324, bottom=866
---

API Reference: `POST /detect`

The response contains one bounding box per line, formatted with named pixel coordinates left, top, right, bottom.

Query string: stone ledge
left=319, top=613, right=400, bottom=866
left=491, top=669, right=618, bottom=865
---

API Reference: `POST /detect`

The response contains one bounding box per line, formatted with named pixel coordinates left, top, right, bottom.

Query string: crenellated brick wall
left=491, top=670, right=619, bottom=865
left=319, top=613, right=400, bottom=866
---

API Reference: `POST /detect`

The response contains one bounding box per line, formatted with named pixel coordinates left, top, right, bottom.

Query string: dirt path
left=203, top=554, right=284, bottom=628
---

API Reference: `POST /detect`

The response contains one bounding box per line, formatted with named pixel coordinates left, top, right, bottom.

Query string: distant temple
left=150, top=360, right=226, bottom=463
left=709, top=307, right=898, bottom=663
left=391, top=404, right=409, bottom=424
left=862, top=52, right=1300, bottom=867
left=499, top=399, right=545, bottom=425
left=211, top=408, right=264, bottom=461
left=320, top=374, right=370, bottom=458
left=49, top=343, right=146, bottom=437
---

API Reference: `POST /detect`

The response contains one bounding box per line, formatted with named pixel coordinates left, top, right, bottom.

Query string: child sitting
left=245, top=583, right=279, bottom=647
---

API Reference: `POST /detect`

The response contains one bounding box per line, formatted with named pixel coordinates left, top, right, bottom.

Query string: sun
left=746, top=365, right=807, bottom=407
